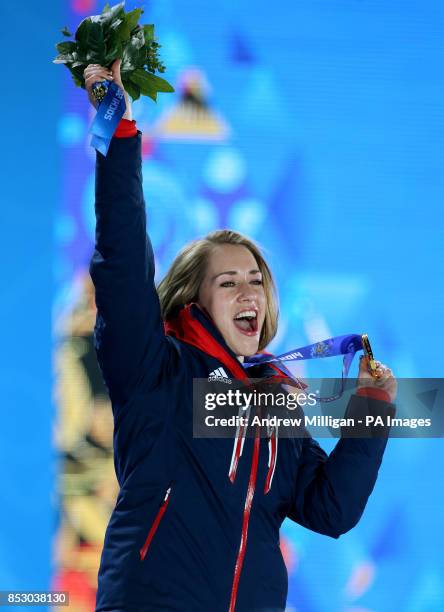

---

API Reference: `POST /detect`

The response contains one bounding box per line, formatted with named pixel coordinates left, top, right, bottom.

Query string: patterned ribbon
left=244, top=334, right=364, bottom=402
left=89, top=80, right=127, bottom=156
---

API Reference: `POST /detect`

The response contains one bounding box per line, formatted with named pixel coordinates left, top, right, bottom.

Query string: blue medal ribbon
left=244, top=334, right=365, bottom=402
left=89, top=80, right=127, bottom=156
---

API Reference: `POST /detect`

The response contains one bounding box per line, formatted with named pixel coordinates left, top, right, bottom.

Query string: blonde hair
left=157, top=230, right=279, bottom=351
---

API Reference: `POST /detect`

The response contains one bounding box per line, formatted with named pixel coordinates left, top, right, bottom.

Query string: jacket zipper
left=228, top=429, right=261, bottom=612
left=139, top=487, right=172, bottom=561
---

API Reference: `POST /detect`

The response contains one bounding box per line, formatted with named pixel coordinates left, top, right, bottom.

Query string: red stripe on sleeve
left=357, top=387, right=391, bottom=403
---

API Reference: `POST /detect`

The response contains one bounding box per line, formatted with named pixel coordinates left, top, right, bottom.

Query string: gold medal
left=361, top=334, right=378, bottom=377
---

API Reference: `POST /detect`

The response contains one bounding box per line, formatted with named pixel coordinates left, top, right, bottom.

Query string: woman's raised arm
left=87, top=62, right=171, bottom=405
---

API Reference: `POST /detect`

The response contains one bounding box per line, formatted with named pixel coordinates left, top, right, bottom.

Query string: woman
left=85, top=61, right=397, bottom=612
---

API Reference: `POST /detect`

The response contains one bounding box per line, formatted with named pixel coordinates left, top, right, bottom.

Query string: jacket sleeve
left=89, top=133, right=170, bottom=405
left=287, top=394, right=395, bottom=539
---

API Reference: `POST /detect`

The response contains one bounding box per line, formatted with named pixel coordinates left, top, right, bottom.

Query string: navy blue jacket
left=90, top=133, right=394, bottom=612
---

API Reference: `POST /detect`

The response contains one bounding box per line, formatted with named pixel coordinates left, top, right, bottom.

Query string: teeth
left=234, top=310, right=257, bottom=320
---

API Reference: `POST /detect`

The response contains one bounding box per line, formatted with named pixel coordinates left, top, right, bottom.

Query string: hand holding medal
left=358, top=334, right=397, bottom=403
left=84, top=60, right=131, bottom=118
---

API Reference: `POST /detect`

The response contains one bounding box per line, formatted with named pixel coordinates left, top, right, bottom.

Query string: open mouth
left=233, top=309, right=259, bottom=336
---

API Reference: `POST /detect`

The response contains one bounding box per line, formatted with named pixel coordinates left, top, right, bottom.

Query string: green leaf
left=86, top=21, right=105, bottom=62
left=71, top=49, right=87, bottom=64
left=104, top=29, right=121, bottom=61
left=143, top=70, right=175, bottom=93
left=75, top=17, right=90, bottom=47
left=121, top=34, right=147, bottom=71
left=123, top=78, right=141, bottom=101
left=102, top=2, right=110, bottom=14
left=71, top=73, right=83, bottom=87
left=116, top=8, right=143, bottom=41
left=70, top=63, right=85, bottom=78
left=53, top=54, right=72, bottom=65
left=61, top=26, right=72, bottom=37
left=109, top=18, right=123, bottom=32
left=143, top=24, right=155, bottom=42
left=129, top=68, right=158, bottom=101
left=130, top=27, right=145, bottom=50
left=67, top=64, right=86, bottom=88
left=104, top=40, right=122, bottom=64
left=101, top=1, right=125, bottom=26
left=56, top=41, right=76, bottom=54
left=121, top=41, right=139, bottom=71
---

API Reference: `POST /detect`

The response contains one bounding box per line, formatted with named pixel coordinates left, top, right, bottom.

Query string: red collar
left=164, top=304, right=249, bottom=382
left=164, top=304, right=302, bottom=388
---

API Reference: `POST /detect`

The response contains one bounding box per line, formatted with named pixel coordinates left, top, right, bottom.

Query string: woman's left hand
left=357, top=356, right=398, bottom=403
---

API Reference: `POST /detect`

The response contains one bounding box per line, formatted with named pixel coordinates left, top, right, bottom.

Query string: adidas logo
left=208, top=367, right=232, bottom=384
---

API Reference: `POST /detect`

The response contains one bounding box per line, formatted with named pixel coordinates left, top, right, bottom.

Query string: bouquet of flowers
left=53, top=1, right=174, bottom=102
